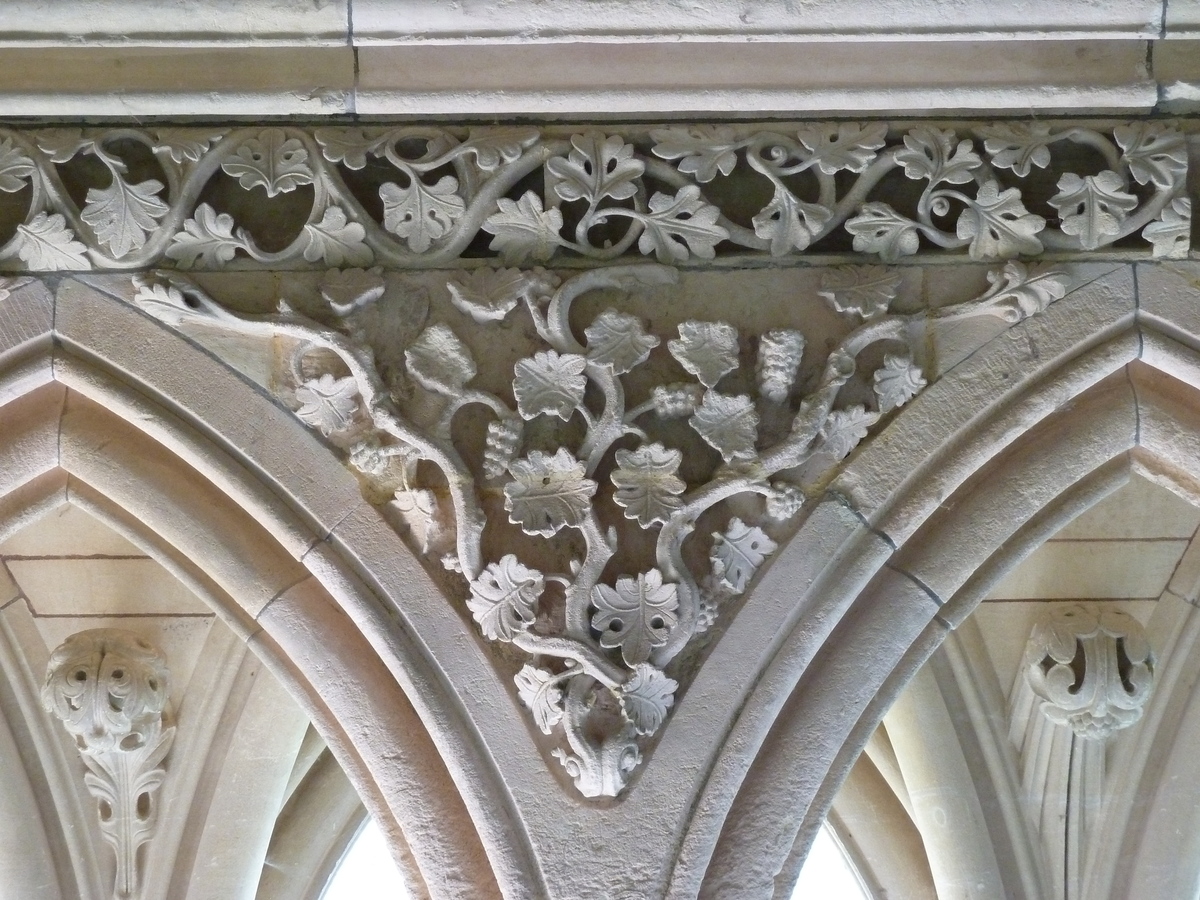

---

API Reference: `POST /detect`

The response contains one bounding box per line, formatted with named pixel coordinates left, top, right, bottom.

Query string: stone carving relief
left=1011, top=604, right=1155, bottom=900
left=1024, top=603, right=1154, bottom=739
left=42, top=629, right=174, bottom=900
left=0, top=121, right=1183, bottom=272
left=132, top=258, right=1065, bottom=797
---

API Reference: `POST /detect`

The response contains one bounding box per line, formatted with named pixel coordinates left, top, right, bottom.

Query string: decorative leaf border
left=0, top=121, right=1186, bottom=272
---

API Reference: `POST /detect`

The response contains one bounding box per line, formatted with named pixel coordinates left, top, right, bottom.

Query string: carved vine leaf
left=948, top=261, right=1068, bottom=324
left=584, top=309, right=659, bottom=374
left=504, top=448, right=597, bottom=537
left=313, top=127, right=386, bottom=170
left=668, top=320, right=739, bottom=388
left=154, top=129, right=225, bottom=165
left=294, top=374, right=361, bottom=436
left=873, top=354, right=927, bottom=413
left=955, top=182, right=1046, bottom=259
left=818, top=266, right=901, bottom=319
left=817, top=405, right=880, bottom=460
left=619, top=664, right=678, bottom=736
left=468, top=555, right=544, bottom=641
left=546, top=131, right=644, bottom=204
left=222, top=129, right=314, bottom=196
left=483, top=417, right=523, bottom=480
left=464, top=128, right=541, bottom=173
left=795, top=122, right=888, bottom=174
left=515, top=665, right=565, bottom=734
left=380, top=175, right=466, bottom=253
left=650, top=125, right=741, bottom=182
left=895, top=127, right=982, bottom=185
left=35, top=128, right=91, bottom=163
left=1049, top=171, right=1138, bottom=251
left=611, top=443, right=686, bottom=528
left=752, top=187, right=833, bottom=255
left=483, top=193, right=564, bottom=264
left=756, top=330, right=805, bottom=402
left=1114, top=123, right=1187, bottom=189
left=690, top=391, right=759, bottom=463
left=513, top=350, right=588, bottom=420
left=301, top=207, right=373, bottom=267
left=321, top=268, right=386, bottom=316
left=14, top=212, right=89, bottom=270
left=711, top=518, right=778, bottom=594
left=448, top=267, right=558, bottom=324
left=591, top=569, right=679, bottom=666
left=845, top=203, right=922, bottom=262
left=81, top=174, right=169, bottom=259
left=637, top=186, right=729, bottom=262
left=0, top=138, right=33, bottom=192
left=166, top=203, right=248, bottom=268
left=1144, top=198, right=1192, bottom=259
left=405, top=323, right=477, bottom=394
left=979, top=122, right=1054, bottom=177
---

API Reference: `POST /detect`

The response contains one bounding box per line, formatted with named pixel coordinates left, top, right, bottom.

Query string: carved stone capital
left=1023, top=604, right=1154, bottom=740
left=42, top=629, right=174, bottom=900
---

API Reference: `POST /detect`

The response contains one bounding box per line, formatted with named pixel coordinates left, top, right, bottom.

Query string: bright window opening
left=791, top=823, right=871, bottom=899
left=322, top=818, right=410, bottom=900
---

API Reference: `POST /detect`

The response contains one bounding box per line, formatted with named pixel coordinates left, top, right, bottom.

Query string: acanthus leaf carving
left=43, top=630, right=174, bottom=900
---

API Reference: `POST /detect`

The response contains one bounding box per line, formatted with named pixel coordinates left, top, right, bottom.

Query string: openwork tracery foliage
left=133, top=257, right=1065, bottom=797
left=0, top=121, right=1185, bottom=272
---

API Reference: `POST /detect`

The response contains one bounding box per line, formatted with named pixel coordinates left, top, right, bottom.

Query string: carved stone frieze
left=1024, top=603, right=1154, bottom=740
left=0, top=121, right=1185, bottom=273
left=42, top=629, right=174, bottom=900
left=132, top=258, right=1065, bottom=797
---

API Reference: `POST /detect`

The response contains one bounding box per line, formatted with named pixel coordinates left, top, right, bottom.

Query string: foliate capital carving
left=133, top=258, right=1065, bottom=798
left=1023, top=604, right=1154, bottom=740
left=42, top=629, right=174, bottom=900
left=0, top=121, right=1184, bottom=274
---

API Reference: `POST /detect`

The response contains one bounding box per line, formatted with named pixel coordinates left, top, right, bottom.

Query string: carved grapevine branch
left=134, top=259, right=1063, bottom=797
left=0, top=122, right=1183, bottom=273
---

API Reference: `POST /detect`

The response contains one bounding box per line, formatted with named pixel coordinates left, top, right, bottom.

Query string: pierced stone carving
left=1023, top=604, right=1154, bottom=740
left=0, top=122, right=1181, bottom=272
left=133, top=259, right=1064, bottom=797
left=42, top=629, right=174, bottom=900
